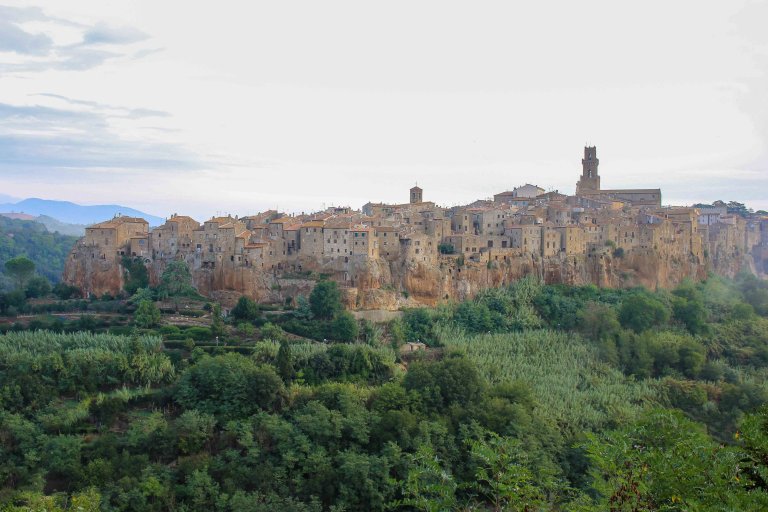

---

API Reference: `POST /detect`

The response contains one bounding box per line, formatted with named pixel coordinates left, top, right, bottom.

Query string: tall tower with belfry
left=410, top=184, right=423, bottom=204
left=576, top=146, right=600, bottom=195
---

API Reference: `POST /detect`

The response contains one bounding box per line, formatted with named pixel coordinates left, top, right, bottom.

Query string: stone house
left=150, top=214, right=200, bottom=260
left=84, top=216, right=149, bottom=260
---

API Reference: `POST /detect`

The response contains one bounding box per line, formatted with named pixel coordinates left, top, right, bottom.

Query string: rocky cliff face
left=63, top=247, right=125, bottom=298
left=63, top=242, right=760, bottom=309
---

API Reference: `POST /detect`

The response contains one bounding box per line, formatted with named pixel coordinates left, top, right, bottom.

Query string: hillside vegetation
left=1, top=274, right=768, bottom=510
left=0, top=216, right=78, bottom=285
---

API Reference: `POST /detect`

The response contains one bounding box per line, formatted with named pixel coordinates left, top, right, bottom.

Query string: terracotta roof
left=207, top=216, right=236, bottom=225
left=88, top=216, right=148, bottom=229
left=324, top=219, right=353, bottom=229
left=168, top=215, right=198, bottom=224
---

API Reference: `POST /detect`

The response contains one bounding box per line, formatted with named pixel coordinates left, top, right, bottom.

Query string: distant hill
left=0, top=198, right=164, bottom=227
left=0, top=212, right=36, bottom=221
left=0, top=213, right=89, bottom=237
left=0, top=216, right=79, bottom=285
left=35, top=215, right=87, bottom=237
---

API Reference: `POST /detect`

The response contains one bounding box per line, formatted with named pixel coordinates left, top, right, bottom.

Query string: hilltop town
left=63, top=147, right=768, bottom=308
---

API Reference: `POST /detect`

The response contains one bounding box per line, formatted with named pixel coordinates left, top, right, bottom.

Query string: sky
left=0, top=0, right=767, bottom=219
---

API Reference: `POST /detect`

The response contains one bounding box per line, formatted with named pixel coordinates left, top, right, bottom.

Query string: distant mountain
left=0, top=198, right=164, bottom=227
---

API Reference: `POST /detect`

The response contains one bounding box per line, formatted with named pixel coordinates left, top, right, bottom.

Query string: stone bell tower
left=410, top=185, right=423, bottom=204
left=576, top=146, right=600, bottom=195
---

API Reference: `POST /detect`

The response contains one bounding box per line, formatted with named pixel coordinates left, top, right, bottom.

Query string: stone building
left=151, top=214, right=200, bottom=260
left=83, top=216, right=149, bottom=260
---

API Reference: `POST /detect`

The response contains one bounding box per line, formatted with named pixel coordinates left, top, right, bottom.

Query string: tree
left=276, top=340, right=295, bottom=382
left=129, top=287, right=155, bottom=304
left=52, top=282, right=81, bottom=300
left=394, top=445, right=458, bottom=512
left=467, top=433, right=545, bottom=512
left=175, top=353, right=285, bottom=419
left=122, top=256, right=149, bottom=295
left=402, top=308, right=435, bottom=344
left=295, top=295, right=314, bottom=320
left=331, top=311, right=359, bottom=342
left=4, top=256, right=35, bottom=290
left=134, top=299, right=161, bottom=328
left=404, top=356, right=485, bottom=411
left=210, top=303, right=225, bottom=338
left=672, top=280, right=709, bottom=335
left=174, top=410, right=216, bottom=455
left=158, top=260, right=195, bottom=311
left=24, top=276, right=51, bottom=298
left=582, top=409, right=768, bottom=510
left=578, top=302, right=621, bottom=341
left=618, top=293, right=671, bottom=332
left=309, top=280, right=343, bottom=320
left=231, top=296, right=260, bottom=322
left=453, top=301, right=494, bottom=333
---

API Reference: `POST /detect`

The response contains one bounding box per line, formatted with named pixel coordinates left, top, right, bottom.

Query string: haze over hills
left=0, top=198, right=164, bottom=227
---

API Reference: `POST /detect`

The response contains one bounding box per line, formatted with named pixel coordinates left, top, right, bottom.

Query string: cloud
left=82, top=23, right=148, bottom=45
left=0, top=19, right=53, bottom=55
left=0, top=4, right=154, bottom=72
left=0, top=101, right=201, bottom=172
left=0, top=5, right=84, bottom=27
left=35, top=93, right=170, bottom=119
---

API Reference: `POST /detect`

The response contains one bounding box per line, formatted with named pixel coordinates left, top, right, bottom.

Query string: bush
left=330, top=311, right=359, bottom=342
left=402, top=308, right=437, bottom=345
left=178, top=309, right=205, bottom=318
left=186, top=326, right=213, bottom=341
left=134, top=300, right=161, bottom=328
left=260, top=322, right=285, bottom=342
left=438, top=243, right=456, bottom=255
left=25, top=276, right=51, bottom=298
left=230, top=296, right=260, bottom=322
left=52, top=283, right=82, bottom=300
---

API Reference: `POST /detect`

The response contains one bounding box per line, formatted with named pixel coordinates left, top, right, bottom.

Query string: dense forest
left=0, top=217, right=78, bottom=284
left=2, top=269, right=768, bottom=510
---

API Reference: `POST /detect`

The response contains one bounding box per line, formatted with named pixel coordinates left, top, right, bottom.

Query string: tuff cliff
left=63, top=242, right=758, bottom=309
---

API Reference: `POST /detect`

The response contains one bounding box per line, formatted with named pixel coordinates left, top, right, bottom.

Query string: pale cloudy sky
left=0, top=0, right=767, bottom=219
